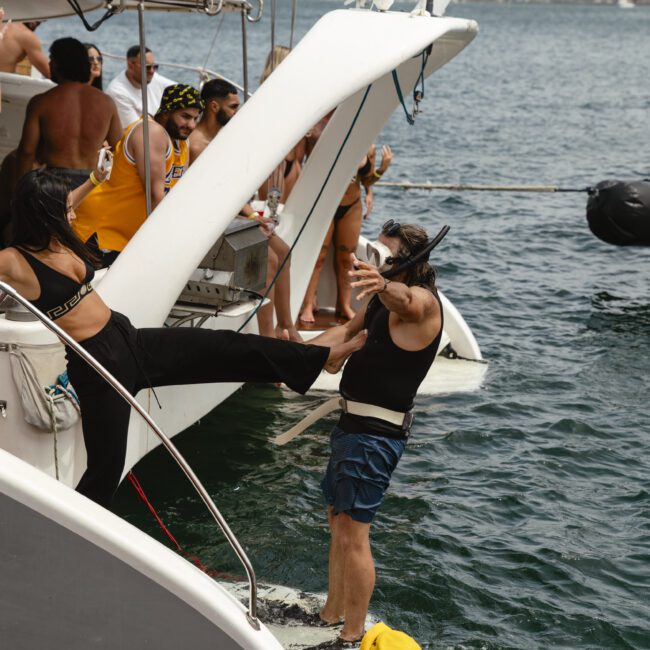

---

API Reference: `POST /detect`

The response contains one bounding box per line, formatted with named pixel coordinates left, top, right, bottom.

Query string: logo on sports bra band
left=47, top=283, right=94, bottom=320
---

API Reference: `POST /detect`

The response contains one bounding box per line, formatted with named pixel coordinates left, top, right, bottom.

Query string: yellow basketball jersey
left=74, top=118, right=189, bottom=252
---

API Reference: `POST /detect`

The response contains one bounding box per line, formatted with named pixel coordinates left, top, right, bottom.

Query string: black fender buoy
left=586, top=180, right=650, bottom=246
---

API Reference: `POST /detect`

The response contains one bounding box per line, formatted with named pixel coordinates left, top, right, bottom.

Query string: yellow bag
left=360, top=622, right=421, bottom=650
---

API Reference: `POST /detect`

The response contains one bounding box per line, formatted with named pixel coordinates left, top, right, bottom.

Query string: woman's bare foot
left=299, top=305, right=316, bottom=324
left=276, top=324, right=303, bottom=342
left=335, top=306, right=356, bottom=322
left=325, top=329, right=367, bottom=374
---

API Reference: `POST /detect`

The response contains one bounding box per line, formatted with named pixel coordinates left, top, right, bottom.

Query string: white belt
left=272, top=397, right=412, bottom=446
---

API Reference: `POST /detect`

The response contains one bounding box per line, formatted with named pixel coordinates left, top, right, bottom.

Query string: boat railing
left=99, top=49, right=250, bottom=94
left=37, top=40, right=249, bottom=96
left=0, top=281, right=260, bottom=630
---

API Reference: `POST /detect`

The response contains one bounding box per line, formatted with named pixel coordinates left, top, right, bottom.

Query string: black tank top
left=338, top=291, right=443, bottom=437
left=16, top=248, right=95, bottom=321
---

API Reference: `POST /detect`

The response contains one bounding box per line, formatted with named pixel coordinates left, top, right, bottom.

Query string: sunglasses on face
left=145, top=63, right=160, bottom=71
left=88, top=56, right=103, bottom=63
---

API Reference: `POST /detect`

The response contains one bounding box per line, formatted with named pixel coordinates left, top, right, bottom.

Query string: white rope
left=375, top=181, right=588, bottom=193
left=45, top=391, right=60, bottom=480
left=46, top=384, right=80, bottom=481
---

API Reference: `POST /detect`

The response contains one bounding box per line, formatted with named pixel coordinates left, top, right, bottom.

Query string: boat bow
left=98, top=9, right=478, bottom=326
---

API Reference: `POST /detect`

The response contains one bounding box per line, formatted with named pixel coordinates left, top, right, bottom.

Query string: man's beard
left=216, top=109, right=231, bottom=127
left=165, top=120, right=189, bottom=140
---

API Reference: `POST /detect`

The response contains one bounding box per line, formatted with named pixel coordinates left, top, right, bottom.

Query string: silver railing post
left=240, top=8, right=249, bottom=102
left=289, top=0, right=297, bottom=50
left=0, top=282, right=259, bottom=629
left=138, top=2, right=153, bottom=217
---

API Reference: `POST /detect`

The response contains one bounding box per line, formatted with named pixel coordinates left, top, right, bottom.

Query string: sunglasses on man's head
left=382, top=219, right=401, bottom=237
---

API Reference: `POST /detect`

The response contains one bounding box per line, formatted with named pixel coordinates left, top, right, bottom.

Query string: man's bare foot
left=317, top=610, right=344, bottom=626
left=324, top=329, right=367, bottom=374
left=276, top=324, right=303, bottom=342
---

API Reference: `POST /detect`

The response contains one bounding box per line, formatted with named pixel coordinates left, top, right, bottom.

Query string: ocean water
left=42, top=3, right=650, bottom=648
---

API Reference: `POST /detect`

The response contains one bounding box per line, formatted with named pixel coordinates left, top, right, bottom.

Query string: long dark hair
left=395, top=224, right=438, bottom=292
left=84, top=42, right=103, bottom=90
left=11, top=170, right=96, bottom=264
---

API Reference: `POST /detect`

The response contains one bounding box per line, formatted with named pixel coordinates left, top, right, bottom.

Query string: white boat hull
left=0, top=448, right=283, bottom=649
left=0, top=10, right=481, bottom=487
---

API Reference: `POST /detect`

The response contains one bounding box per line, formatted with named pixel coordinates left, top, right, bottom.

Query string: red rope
left=127, top=472, right=181, bottom=551
left=127, top=471, right=243, bottom=582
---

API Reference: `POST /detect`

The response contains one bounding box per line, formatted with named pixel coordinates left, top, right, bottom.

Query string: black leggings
left=66, top=311, right=329, bottom=507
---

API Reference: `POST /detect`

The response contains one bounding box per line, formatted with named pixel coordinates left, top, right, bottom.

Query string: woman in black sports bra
left=0, top=165, right=367, bottom=509
left=300, top=144, right=393, bottom=324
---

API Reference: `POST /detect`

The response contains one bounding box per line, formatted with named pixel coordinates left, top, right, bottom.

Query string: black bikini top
left=16, top=248, right=95, bottom=320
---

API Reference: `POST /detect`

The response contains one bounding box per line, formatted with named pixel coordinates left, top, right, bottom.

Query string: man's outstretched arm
left=19, top=28, right=50, bottom=78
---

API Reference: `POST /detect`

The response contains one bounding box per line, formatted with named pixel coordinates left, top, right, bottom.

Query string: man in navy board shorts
left=308, top=221, right=445, bottom=648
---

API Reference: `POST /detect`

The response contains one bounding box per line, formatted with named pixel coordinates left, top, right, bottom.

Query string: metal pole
left=240, top=9, right=249, bottom=102
left=138, top=2, right=152, bottom=217
left=289, top=0, right=297, bottom=50
left=0, top=282, right=259, bottom=628
left=270, top=0, right=276, bottom=61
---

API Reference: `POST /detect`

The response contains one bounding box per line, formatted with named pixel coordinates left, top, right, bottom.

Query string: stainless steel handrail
left=137, top=2, right=153, bottom=218
left=0, top=281, right=260, bottom=629
left=202, top=0, right=224, bottom=15
left=98, top=50, right=250, bottom=96
left=246, top=0, right=263, bottom=23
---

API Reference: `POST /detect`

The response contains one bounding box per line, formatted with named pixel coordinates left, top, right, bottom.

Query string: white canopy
left=1, top=1, right=103, bottom=22
left=1, top=0, right=246, bottom=22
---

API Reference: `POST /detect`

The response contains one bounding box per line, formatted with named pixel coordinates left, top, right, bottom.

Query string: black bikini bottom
left=334, top=198, right=360, bottom=222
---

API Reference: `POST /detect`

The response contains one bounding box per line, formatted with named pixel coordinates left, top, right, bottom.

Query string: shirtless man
left=0, top=11, right=50, bottom=78
left=15, top=37, right=122, bottom=189
left=189, top=78, right=239, bottom=160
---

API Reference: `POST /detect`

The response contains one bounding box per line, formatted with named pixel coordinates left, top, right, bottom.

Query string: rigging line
left=202, top=10, right=226, bottom=71
left=414, top=48, right=430, bottom=100
left=66, top=0, right=116, bottom=31
left=127, top=472, right=244, bottom=581
left=374, top=181, right=592, bottom=193
left=393, top=48, right=430, bottom=124
left=237, top=84, right=374, bottom=332
left=127, top=472, right=182, bottom=551
left=392, top=70, right=414, bottom=125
